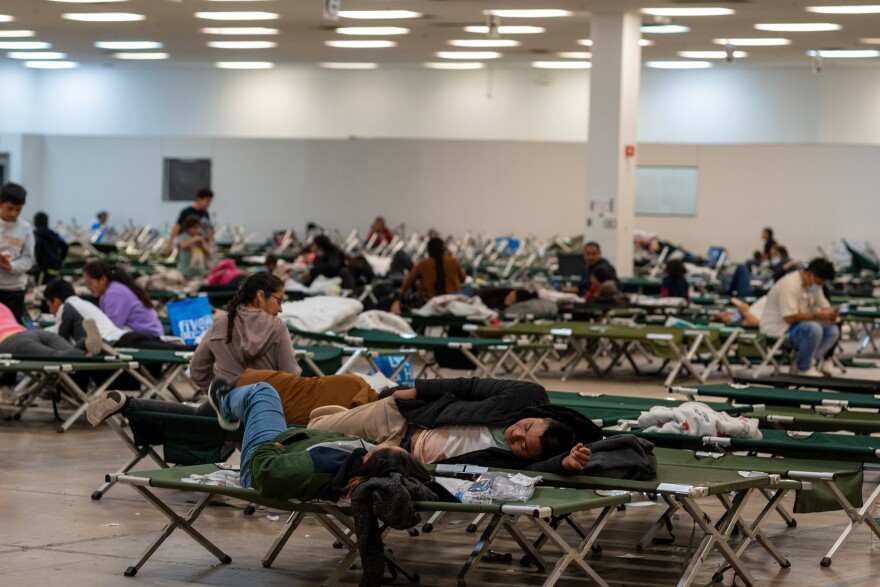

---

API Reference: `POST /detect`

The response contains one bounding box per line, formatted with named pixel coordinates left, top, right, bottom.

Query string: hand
left=561, top=285, right=578, bottom=294
left=0, top=256, right=10, bottom=271
left=161, top=245, right=173, bottom=257
left=815, top=308, right=838, bottom=321
left=391, top=387, right=417, bottom=400
left=562, top=443, right=591, bottom=471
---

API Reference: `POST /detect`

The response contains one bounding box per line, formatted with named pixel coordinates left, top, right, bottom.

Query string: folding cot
left=289, top=326, right=545, bottom=381
left=109, top=348, right=195, bottom=402
left=734, top=373, right=880, bottom=394
left=112, top=463, right=628, bottom=586
left=0, top=355, right=141, bottom=432
left=472, top=321, right=738, bottom=386
left=837, top=305, right=880, bottom=354
left=674, top=382, right=880, bottom=412
left=603, top=426, right=879, bottom=566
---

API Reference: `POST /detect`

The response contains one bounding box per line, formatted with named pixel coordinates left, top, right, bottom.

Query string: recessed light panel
left=216, top=61, right=274, bottom=69
left=0, top=31, right=35, bottom=38
left=325, top=40, right=396, bottom=48
left=114, top=52, right=169, bottom=60
left=25, top=61, right=78, bottom=69
left=713, top=38, right=792, bottom=46
left=464, top=25, right=545, bottom=34
left=7, top=52, right=67, bottom=60
left=62, top=13, right=145, bottom=22
left=319, top=62, right=378, bottom=69
left=336, top=27, right=409, bottom=35
left=208, top=41, right=277, bottom=49
left=424, top=62, right=484, bottom=70
left=642, top=8, right=734, bottom=17
left=436, top=51, right=501, bottom=59
left=195, top=12, right=279, bottom=21
left=532, top=61, right=591, bottom=69
left=0, top=41, right=52, bottom=50
left=807, top=5, right=880, bottom=14
left=95, top=41, right=163, bottom=50
left=557, top=51, right=591, bottom=59
left=200, top=27, right=279, bottom=35
left=486, top=10, right=572, bottom=18
left=646, top=60, right=713, bottom=69
left=449, top=39, right=520, bottom=48
left=642, top=25, right=691, bottom=34
left=679, top=50, right=748, bottom=59
left=755, top=23, right=841, bottom=32
left=808, top=49, right=880, bottom=58
left=338, top=11, right=422, bottom=20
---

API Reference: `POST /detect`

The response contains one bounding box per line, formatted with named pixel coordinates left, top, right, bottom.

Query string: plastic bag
left=455, top=472, right=542, bottom=504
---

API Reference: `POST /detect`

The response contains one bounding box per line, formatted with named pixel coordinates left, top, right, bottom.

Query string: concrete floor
left=3, top=349, right=880, bottom=586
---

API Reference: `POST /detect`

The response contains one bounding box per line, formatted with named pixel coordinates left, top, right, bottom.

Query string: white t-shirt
left=56, top=295, right=129, bottom=343
left=759, top=271, right=830, bottom=337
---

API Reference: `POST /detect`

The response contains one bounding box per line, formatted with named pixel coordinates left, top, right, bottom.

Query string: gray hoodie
left=189, top=306, right=301, bottom=391
left=0, top=217, right=35, bottom=291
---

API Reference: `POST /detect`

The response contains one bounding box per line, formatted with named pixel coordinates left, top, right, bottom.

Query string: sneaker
left=86, top=390, right=127, bottom=426
left=800, top=367, right=823, bottom=377
left=83, top=318, right=103, bottom=356
left=208, top=377, right=239, bottom=431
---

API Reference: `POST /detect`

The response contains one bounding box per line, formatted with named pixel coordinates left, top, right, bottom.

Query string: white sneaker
left=82, top=318, right=103, bottom=356
left=800, top=367, right=822, bottom=377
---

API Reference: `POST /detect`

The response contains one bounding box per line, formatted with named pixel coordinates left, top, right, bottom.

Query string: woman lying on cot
left=209, top=379, right=453, bottom=587
left=82, top=260, right=164, bottom=338
left=0, top=301, right=102, bottom=356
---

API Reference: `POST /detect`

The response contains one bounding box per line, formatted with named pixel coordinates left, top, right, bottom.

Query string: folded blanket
left=413, top=294, right=496, bottom=321
left=354, top=310, right=415, bottom=335
left=637, top=401, right=762, bottom=440
left=584, top=435, right=657, bottom=480
left=279, top=296, right=363, bottom=333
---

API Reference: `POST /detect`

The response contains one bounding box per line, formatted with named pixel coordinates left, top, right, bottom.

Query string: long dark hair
left=312, top=234, right=338, bottom=255
left=225, top=272, right=284, bottom=343
left=342, top=448, right=432, bottom=497
left=426, top=237, right=446, bottom=295
left=83, top=260, right=152, bottom=308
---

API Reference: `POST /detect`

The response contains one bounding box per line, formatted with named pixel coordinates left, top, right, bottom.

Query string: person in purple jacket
left=82, top=260, right=163, bottom=338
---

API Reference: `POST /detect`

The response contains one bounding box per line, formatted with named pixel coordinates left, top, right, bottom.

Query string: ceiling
left=1, top=0, right=879, bottom=68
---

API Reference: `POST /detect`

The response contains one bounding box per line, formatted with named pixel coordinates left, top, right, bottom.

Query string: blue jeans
left=787, top=321, right=840, bottom=371
left=221, top=382, right=286, bottom=489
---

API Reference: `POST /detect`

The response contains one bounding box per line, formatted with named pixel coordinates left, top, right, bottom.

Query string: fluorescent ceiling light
left=208, top=41, right=277, bottom=49
left=679, top=50, right=748, bottom=59
left=578, top=38, right=654, bottom=47
left=195, top=12, right=279, bottom=21
left=336, top=27, right=409, bottom=35
left=640, top=39, right=656, bottom=47
left=7, top=52, right=67, bottom=60
left=464, top=25, right=545, bottom=34
left=25, top=61, right=78, bottom=69
left=486, top=10, right=572, bottom=18
left=641, top=8, right=734, bottom=17
left=114, top=52, right=169, bottom=60
left=95, top=41, right=163, bottom=50
left=808, top=48, right=880, bottom=58
left=0, top=15, right=12, bottom=24
left=755, top=23, right=841, bottom=32
left=215, top=61, right=274, bottom=69
left=338, top=11, right=422, bottom=20
left=646, top=60, right=713, bottom=69
left=325, top=40, right=396, bottom=48
left=557, top=51, right=591, bottom=59
left=861, top=38, right=880, bottom=44
left=319, top=62, right=378, bottom=69
left=641, top=24, right=691, bottom=34
left=200, top=27, right=278, bottom=35
left=424, top=62, right=484, bottom=70
left=436, top=51, right=501, bottom=59
left=0, top=41, right=52, bottom=49
left=449, top=39, right=520, bottom=48
left=62, top=13, right=145, bottom=22
left=532, top=61, right=591, bottom=69
left=713, top=38, right=792, bottom=46
left=47, top=0, right=127, bottom=3
left=0, top=31, right=35, bottom=38
left=807, top=5, right=880, bottom=14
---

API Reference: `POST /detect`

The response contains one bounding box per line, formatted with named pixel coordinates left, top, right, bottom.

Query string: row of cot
left=97, top=376, right=880, bottom=586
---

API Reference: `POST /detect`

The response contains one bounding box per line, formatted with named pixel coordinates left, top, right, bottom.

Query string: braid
left=225, top=272, right=284, bottom=344
left=427, top=237, right=446, bottom=296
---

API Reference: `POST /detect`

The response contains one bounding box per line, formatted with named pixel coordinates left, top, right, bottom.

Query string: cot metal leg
left=531, top=507, right=615, bottom=587
left=676, top=492, right=756, bottom=587
left=94, top=417, right=168, bottom=500
left=262, top=511, right=307, bottom=568
left=758, top=487, right=797, bottom=527
left=457, top=514, right=508, bottom=586
left=422, top=510, right=444, bottom=532
left=57, top=368, right=125, bottom=432
left=819, top=480, right=880, bottom=566
left=636, top=496, right=678, bottom=550
left=717, top=489, right=791, bottom=568
left=123, top=487, right=229, bottom=577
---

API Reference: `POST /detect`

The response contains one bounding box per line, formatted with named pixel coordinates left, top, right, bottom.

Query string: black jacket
left=34, top=226, right=68, bottom=271
left=578, top=258, right=620, bottom=296
left=396, top=378, right=602, bottom=475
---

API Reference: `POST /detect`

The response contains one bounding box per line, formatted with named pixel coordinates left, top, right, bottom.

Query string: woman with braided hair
left=189, top=272, right=301, bottom=390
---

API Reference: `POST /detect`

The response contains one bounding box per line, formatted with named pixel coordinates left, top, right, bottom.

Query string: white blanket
left=279, top=296, right=363, bottom=333
left=285, top=275, right=343, bottom=295
left=637, top=402, right=762, bottom=440
left=538, top=289, right=582, bottom=303
left=354, top=310, right=415, bottom=335
left=413, top=294, right=496, bottom=321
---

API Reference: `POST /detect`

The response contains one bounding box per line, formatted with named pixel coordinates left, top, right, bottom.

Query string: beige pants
left=307, top=397, right=408, bottom=446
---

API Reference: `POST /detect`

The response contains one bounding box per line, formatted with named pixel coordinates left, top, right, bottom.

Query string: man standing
left=759, top=258, right=839, bottom=376
left=162, top=188, right=214, bottom=256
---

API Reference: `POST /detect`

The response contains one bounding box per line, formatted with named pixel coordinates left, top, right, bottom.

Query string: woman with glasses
left=190, top=272, right=301, bottom=390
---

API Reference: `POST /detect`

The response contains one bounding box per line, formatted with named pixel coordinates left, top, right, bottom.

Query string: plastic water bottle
left=873, top=499, right=880, bottom=551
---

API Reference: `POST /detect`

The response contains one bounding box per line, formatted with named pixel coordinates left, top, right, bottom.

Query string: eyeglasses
left=270, top=294, right=286, bottom=305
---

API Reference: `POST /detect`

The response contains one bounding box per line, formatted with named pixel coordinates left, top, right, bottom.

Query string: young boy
left=176, top=214, right=208, bottom=278
left=33, top=211, right=69, bottom=285
left=0, top=183, right=35, bottom=323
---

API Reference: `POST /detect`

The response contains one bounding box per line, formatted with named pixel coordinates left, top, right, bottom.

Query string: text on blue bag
left=167, top=297, right=214, bottom=344
left=372, top=355, right=415, bottom=386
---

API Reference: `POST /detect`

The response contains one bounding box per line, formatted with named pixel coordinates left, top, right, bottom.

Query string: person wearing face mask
left=759, top=258, right=839, bottom=376
left=768, top=244, right=800, bottom=282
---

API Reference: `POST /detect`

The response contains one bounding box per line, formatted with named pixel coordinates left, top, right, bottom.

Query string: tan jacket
left=189, top=307, right=301, bottom=391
